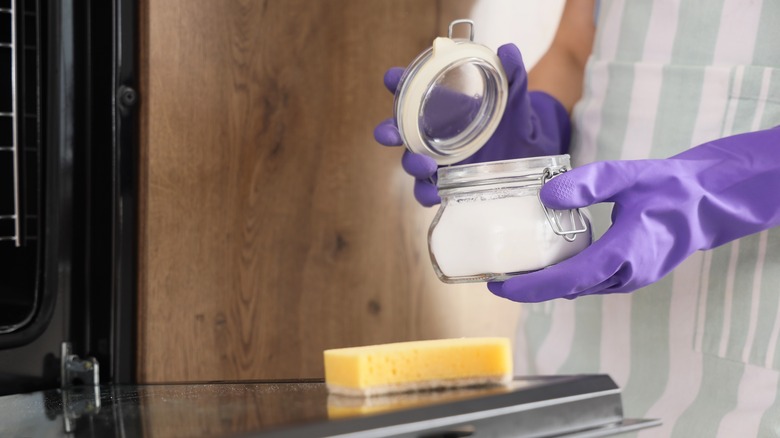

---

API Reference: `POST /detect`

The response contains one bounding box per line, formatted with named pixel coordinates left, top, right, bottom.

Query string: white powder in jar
left=429, top=195, right=590, bottom=279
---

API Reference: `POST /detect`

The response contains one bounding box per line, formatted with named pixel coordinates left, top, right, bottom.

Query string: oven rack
left=2, top=0, right=40, bottom=247
left=1, top=0, right=20, bottom=246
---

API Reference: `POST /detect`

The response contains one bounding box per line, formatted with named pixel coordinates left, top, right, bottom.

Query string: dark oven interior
left=0, top=0, right=138, bottom=395
left=0, top=0, right=44, bottom=337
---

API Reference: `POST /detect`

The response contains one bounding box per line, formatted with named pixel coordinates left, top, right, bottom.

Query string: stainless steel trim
left=331, top=388, right=623, bottom=438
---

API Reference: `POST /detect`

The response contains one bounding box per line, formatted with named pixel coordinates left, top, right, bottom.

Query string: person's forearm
left=528, top=0, right=595, bottom=114
left=529, top=46, right=589, bottom=113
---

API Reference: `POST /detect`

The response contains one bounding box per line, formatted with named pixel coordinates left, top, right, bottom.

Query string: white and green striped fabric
left=515, top=1, right=780, bottom=436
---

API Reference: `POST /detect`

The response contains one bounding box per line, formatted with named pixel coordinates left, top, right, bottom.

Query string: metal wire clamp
left=538, top=168, right=588, bottom=242
left=448, top=19, right=475, bottom=41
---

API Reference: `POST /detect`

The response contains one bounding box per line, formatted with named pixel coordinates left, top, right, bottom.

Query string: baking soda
left=429, top=195, right=590, bottom=279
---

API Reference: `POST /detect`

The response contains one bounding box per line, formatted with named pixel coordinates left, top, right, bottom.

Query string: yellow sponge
left=323, top=338, right=512, bottom=397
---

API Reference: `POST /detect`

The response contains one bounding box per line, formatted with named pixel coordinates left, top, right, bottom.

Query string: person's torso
left=518, top=1, right=780, bottom=436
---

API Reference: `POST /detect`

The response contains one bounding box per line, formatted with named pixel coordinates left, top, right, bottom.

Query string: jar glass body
left=428, top=155, right=592, bottom=283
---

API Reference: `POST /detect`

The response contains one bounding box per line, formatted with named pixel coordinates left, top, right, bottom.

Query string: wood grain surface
left=137, top=0, right=520, bottom=385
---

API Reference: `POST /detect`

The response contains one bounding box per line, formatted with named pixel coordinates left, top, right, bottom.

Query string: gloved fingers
left=610, top=202, right=624, bottom=223
left=374, top=118, right=403, bottom=146
left=539, top=160, right=642, bottom=210
left=562, top=277, right=622, bottom=300
left=384, top=67, right=405, bottom=94
left=495, top=43, right=543, bottom=152
left=414, top=179, right=441, bottom=207
left=487, top=231, right=624, bottom=302
left=402, top=150, right=438, bottom=179
left=496, top=44, right=527, bottom=86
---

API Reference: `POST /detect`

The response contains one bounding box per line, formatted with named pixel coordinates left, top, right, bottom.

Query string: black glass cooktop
left=0, top=375, right=660, bottom=437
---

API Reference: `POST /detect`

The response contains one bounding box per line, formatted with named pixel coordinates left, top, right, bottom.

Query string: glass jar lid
left=394, top=20, right=508, bottom=165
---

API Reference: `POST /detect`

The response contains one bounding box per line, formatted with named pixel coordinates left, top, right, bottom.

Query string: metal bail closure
left=448, top=19, right=475, bottom=41
left=538, top=168, right=588, bottom=242
left=394, top=19, right=508, bottom=166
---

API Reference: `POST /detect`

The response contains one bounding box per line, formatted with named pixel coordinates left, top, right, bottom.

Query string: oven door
left=0, top=0, right=137, bottom=396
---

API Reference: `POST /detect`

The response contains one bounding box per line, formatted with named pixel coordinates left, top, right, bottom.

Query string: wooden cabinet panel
left=137, top=0, right=519, bottom=383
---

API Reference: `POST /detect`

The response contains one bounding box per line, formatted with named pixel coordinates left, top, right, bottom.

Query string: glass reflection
left=419, top=62, right=489, bottom=152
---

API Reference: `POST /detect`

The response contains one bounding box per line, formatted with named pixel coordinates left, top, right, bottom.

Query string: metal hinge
left=61, top=342, right=100, bottom=387
left=61, top=386, right=102, bottom=434
left=59, top=342, right=101, bottom=434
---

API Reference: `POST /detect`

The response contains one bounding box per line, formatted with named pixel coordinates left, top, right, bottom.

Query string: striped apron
left=515, top=1, right=780, bottom=436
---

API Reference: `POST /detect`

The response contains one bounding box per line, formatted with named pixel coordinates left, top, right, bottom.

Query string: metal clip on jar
left=394, top=20, right=591, bottom=283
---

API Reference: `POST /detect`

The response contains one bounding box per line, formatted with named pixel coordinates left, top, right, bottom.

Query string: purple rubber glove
left=374, top=43, right=571, bottom=206
left=488, top=126, right=780, bottom=302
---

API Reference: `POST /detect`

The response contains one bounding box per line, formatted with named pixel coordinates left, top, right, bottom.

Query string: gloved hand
left=374, top=43, right=571, bottom=206
left=488, top=126, right=780, bottom=302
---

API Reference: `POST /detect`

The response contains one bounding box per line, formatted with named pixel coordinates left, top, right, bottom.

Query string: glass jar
left=394, top=20, right=592, bottom=283
left=428, top=155, right=591, bottom=283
